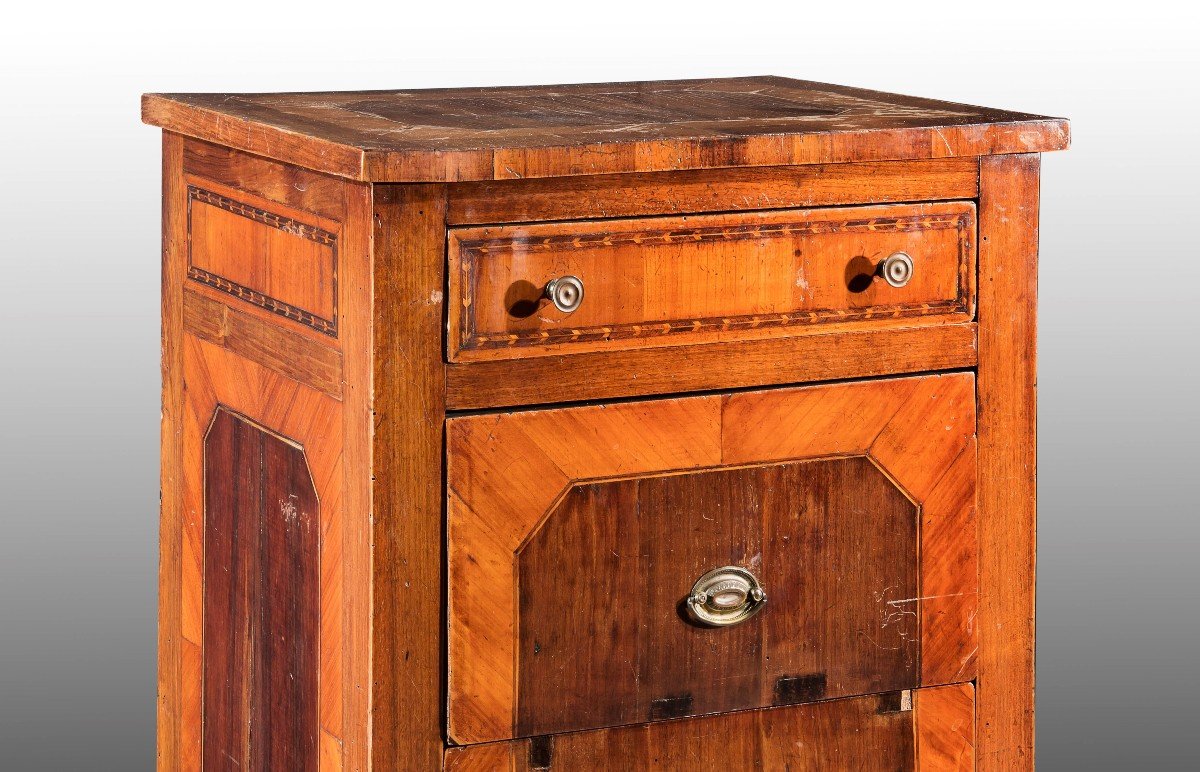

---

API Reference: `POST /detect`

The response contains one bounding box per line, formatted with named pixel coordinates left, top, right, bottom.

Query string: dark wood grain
left=202, top=408, right=319, bottom=771
left=447, top=684, right=984, bottom=771
left=976, top=154, right=1040, bottom=770
left=445, top=323, right=979, bottom=410
left=369, top=184, right=448, bottom=771
left=515, top=457, right=918, bottom=738
left=143, top=76, right=1068, bottom=181
left=445, top=158, right=980, bottom=224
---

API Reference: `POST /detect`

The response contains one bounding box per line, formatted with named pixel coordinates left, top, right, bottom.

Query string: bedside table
left=143, top=76, right=1068, bottom=771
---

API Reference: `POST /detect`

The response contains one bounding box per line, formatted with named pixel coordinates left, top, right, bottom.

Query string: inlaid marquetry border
left=186, top=186, right=339, bottom=337
left=453, top=210, right=973, bottom=352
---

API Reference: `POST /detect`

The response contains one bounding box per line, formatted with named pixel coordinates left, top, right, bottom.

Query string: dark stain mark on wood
left=528, top=736, right=554, bottom=770
left=648, top=695, right=695, bottom=721
left=202, top=408, right=319, bottom=771
left=774, top=673, right=828, bottom=706
left=876, top=690, right=913, bottom=714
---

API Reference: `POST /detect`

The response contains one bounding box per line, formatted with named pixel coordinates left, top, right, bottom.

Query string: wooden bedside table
left=143, top=76, right=1068, bottom=771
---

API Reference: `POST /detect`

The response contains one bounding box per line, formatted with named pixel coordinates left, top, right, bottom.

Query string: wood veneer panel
left=445, top=323, right=978, bottom=410
left=515, top=457, right=918, bottom=738
left=369, top=184, right=448, bottom=772
left=183, top=289, right=343, bottom=399
left=447, top=684, right=977, bottom=771
left=201, top=409, right=319, bottom=771
left=976, top=153, right=1041, bottom=770
left=915, top=683, right=976, bottom=770
left=143, top=77, right=1068, bottom=181
left=445, top=159, right=980, bottom=224
left=187, top=185, right=339, bottom=336
left=449, top=202, right=975, bottom=361
left=448, top=374, right=977, bottom=744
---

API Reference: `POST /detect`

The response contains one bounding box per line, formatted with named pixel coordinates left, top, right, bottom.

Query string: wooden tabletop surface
left=143, top=76, right=1069, bottom=182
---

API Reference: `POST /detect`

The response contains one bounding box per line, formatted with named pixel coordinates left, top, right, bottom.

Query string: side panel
left=976, top=154, right=1041, bottom=769
left=159, top=137, right=374, bottom=771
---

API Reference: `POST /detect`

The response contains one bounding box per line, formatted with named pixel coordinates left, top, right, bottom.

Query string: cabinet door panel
left=448, top=373, right=978, bottom=744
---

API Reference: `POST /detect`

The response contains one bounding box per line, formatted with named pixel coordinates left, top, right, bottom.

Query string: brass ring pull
left=879, top=252, right=914, bottom=288
left=544, top=275, right=585, bottom=313
left=685, top=566, right=767, bottom=627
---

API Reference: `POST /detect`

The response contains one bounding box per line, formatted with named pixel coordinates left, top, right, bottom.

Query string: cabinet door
left=447, top=374, right=978, bottom=744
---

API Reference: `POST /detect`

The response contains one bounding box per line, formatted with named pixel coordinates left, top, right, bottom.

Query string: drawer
left=446, top=373, right=979, bottom=744
left=447, top=201, right=975, bottom=361
left=445, top=683, right=976, bottom=771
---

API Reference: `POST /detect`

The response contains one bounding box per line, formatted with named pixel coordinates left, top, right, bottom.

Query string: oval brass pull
left=544, top=275, right=585, bottom=313
left=685, top=566, right=767, bottom=627
left=879, top=252, right=914, bottom=288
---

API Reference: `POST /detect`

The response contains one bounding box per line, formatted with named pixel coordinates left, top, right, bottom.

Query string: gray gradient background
left=2, top=2, right=1196, bottom=769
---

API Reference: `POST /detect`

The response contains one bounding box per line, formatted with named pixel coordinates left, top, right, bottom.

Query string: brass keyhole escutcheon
left=685, top=566, right=767, bottom=627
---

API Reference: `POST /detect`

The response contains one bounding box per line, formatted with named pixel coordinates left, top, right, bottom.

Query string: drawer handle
left=544, top=275, right=585, bottom=314
left=685, top=566, right=767, bottom=627
left=879, top=252, right=914, bottom=288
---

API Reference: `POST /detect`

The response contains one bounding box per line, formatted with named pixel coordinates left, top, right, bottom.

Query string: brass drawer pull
left=879, top=252, right=914, bottom=288
left=544, top=275, right=585, bottom=313
left=685, top=566, right=767, bottom=627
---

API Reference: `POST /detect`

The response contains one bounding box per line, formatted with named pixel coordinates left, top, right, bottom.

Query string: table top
left=143, top=76, right=1068, bottom=182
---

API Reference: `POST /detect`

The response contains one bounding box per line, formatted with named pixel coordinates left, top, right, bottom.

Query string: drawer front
left=448, top=202, right=975, bottom=361
left=446, top=374, right=978, bottom=744
left=445, top=683, right=976, bottom=771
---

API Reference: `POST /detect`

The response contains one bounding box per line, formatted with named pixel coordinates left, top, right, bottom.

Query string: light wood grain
left=976, top=153, right=1041, bottom=771
left=916, top=683, right=977, bottom=770
left=185, top=178, right=340, bottom=335
left=449, top=202, right=976, bottom=361
left=183, top=288, right=343, bottom=399
left=159, top=130, right=186, bottom=771
left=446, top=323, right=978, bottom=410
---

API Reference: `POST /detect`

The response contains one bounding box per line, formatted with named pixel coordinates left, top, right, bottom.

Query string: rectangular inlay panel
left=187, top=186, right=338, bottom=336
